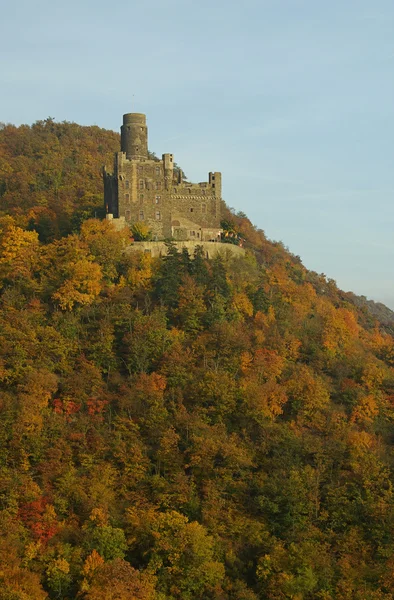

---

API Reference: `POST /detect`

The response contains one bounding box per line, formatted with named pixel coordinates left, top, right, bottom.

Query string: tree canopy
left=0, top=120, right=394, bottom=599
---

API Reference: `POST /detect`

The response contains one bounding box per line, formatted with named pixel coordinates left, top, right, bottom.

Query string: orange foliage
left=19, top=497, right=58, bottom=544
left=351, top=394, right=379, bottom=426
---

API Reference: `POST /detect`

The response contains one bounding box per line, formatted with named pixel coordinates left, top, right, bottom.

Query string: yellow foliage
left=241, top=348, right=285, bottom=382
left=51, top=558, right=69, bottom=574
left=255, top=306, right=275, bottom=330
left=52, top=259, right=102, bottom=310
left=351, top=394, right=379, bottom=425
left=348, top=430, right=375, bottom=453
left=22, top=541, right=43, bottom=565
left=126, top=252, right=154, bottom=292
left=17, top=369, right=58, bottom=434
left=80, top=218, right=128, bottom=242
left=287, top=365, right=330, bottom=416
left=83, top=550, right=105, bottom=577
left=361, top=360, right=387, bottom=390
left=318, top=300, right=359, bottom=355
left=242, top=379, right=288, bottom=421
left=240, top=351, right=253, bottom=374
left=232, top=292, right=254, bottom=319
left=131, top=221, right=151, bottom=241
left=0, top=219, right=39, bottom=284
left=89, top=508, right=108, bottom=527
left=283, top=337, right=302, bottom=361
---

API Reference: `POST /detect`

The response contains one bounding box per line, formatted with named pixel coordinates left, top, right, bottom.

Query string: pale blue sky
left=1, top=0, right=393, bottom=308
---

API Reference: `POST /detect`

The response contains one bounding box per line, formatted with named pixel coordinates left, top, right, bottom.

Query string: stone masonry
left=103, top=112, right=222, bottom=241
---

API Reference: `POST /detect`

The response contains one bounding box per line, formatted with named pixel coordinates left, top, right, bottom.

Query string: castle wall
left=126, top=241, right=245, bottom=259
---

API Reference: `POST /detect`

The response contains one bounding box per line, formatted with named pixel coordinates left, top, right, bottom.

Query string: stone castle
left=103, top=112, right=222, bottom=241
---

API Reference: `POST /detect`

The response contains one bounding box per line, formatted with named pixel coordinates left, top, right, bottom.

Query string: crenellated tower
left=120, top=113, right=148, bottom=160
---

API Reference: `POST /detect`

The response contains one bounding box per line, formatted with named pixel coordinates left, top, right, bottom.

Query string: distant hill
left=347, top=292, right=394, bottom=331
left=1, top=119, right=394, bottom=599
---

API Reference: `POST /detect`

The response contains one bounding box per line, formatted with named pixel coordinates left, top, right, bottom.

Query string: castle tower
left=120, top=113, right=148, bottom=160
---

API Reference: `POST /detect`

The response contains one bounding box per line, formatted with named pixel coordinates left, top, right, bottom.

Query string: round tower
left=121, top=113, right=148, bottom=160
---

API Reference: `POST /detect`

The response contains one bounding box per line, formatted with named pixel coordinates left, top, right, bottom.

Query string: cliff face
left=0, top=119, right=394, bottom=599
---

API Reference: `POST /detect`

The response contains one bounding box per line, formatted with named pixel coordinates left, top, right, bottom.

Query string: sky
left=1, top=0, right=393, bottom=308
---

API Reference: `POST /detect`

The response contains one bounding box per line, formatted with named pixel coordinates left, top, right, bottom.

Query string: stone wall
left=125, top=241, right=245, bottom=260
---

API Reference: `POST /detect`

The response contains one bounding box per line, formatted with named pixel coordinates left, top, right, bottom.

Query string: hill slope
left=0, top=121, right=394, bottom=599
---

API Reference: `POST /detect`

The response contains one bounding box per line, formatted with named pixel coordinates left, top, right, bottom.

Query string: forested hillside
left=1, top=121, right=394, bottom=599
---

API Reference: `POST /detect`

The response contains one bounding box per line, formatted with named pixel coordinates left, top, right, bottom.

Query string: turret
left=163, top=153, right=174, bottom=190
left=209, top=171, right=222, bottom=198
left=121, top=113, right=148, bottom=160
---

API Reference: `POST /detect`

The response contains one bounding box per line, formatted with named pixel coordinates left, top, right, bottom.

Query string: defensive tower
left=120, top=113, right=148, bottom=160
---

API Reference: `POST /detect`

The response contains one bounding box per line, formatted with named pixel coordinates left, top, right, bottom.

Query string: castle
left=103, top=112, right=222, bottom=241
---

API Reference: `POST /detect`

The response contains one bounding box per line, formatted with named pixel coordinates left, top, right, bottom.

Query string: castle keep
left=103, top=113, right=222, bottom=241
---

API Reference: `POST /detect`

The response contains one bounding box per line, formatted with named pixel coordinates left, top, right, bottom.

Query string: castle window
left=155, top=195, right=161, bottom=204
left=139, top=180, right=144, bottom=190
left=138, top=166, right=143, bottom=174
left=201, top=203, right=206, bottom=214
left=188, top=188, right=192, bottom=194
left=139, top=210, right=144, bottom=220
left=190, top=207, right=194, bottom=213
left=155, top=210, right=161, bottom=220
left=155, top=166, right=160, bottom=175
left=125, top=210, right=131, bottom=221
left=155, top=181, right=161, bottom=190
left=212, top=184, right=215, bottom=188
left=190, top=231, right=196, bottom=236
left=139, top=194, right=144, bottom=203
left=201, top=189, right=206, bottom=196
left=125, top=193, right=130, bottom=203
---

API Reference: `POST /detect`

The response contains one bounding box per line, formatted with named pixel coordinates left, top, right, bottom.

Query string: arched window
left=155, top=210, right=161, bottom=220
left=139, top=180, right=144, bottom=190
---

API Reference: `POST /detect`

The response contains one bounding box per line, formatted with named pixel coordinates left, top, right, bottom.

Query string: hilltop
left=0, top=120, right=394, bottom=599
